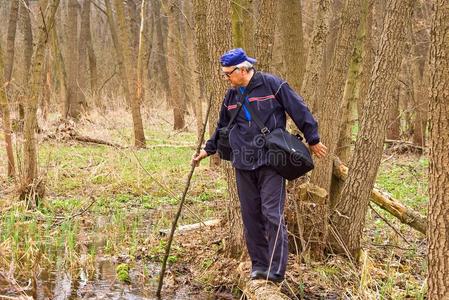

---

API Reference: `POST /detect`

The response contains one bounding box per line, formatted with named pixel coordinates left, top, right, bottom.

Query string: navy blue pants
left=235, top=166, right=288, bottom=277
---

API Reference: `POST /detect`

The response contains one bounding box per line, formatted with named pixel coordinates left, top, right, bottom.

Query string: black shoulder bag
left=243, top=95, right=314, bottom=180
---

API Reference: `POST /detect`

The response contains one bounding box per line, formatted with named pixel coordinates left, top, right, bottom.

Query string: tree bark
left=19, top=0, right=32, bottom=121
left=151, top=0, right=170, bottom=96
left=78, top=0, right=91, bottom=108
left=278, top=0, right=305, bottom=92
left=4, top=0, right=19, bottom=84
left=50, top=25, right=69, bottom=118
left=22, top=0, right=60, bottom=205
left=329, top=0, right=414, bottom=258
left=309, top=0, right=363, bottom=194
left=254, top=0, right=278, bottom=72
left=0, top=42, right=15, bottom=177
left=427, top=0, right=449, bottom=297
left=164, top=0, right=186, bottom=130
left=301, top=0, right=331, bottom=112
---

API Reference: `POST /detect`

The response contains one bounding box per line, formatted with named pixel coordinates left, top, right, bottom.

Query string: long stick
left=156, top=95, right=212, bottom=297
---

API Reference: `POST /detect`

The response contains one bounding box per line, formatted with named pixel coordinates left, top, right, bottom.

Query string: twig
left=369, top=204, right=411, bottom=245
left=156, top=95, right=212, bottom=297
left=51, top=197, right=97, bottom=227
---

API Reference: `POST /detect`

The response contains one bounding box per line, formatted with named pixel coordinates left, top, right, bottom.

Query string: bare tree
left=427, top=0, right=449, bottom=297
left=22, top=0, right=60, bottom=205
left=330, top=0, right=414, bottom=258
left=0, top=41, right=15, bottom=177
left=4, top=0, right=19, bottom=85
left=164, top=0, right=186, bottom=130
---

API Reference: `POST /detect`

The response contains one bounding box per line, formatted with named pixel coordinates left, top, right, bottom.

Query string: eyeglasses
left=222, top=67, right=239, bottom=78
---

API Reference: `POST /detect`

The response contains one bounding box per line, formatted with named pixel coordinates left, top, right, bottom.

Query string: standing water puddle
left=1, top=212, right=226, bottom=299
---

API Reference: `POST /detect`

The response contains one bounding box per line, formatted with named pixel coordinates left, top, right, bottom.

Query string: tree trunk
left=330, top=0, right=370, bottom=209
left=301, top=0, right=331, bottom=112
left=4, top=0, right=19, bottom=84
left=427, top=0, right=449, bottom=297
left=329, top=0, right=414, bottom=259
left=135, top=0, right=149, bottom=118
left=78, top=0, right=91, bottom=109
left=66, top=0, right=82, bottom=119
left=109, top=0, right=146, bottom=147
left=19, top=0, right=33, bottom=121
left=206, top=0, right=243, bottom=258
left=164, top=0, right=186, bottom=130
left=254, top=0, right=278, bottom=72
left=0, top=42, right=15, bottom=177
left=278, top=0, right=305, bottom=92
left=410, top=4, right=430, bottom=149
left=183, top=0, right=202, bottom=136
left=386, top=84, right=401, bottom=140
left=50, top=25, right=69, bottom=118
left=22, top=0, right=60, bottom=206
left=151, top=0, right=170, bottom=97
left=309, top=0, right=363, bottom=195
left=193, top=0, right=210, bottom=135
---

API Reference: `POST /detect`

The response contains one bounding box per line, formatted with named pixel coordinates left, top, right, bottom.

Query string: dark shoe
left=250, top=270, right=268, bottom=280
left=267, top=273, right=284, bottom=283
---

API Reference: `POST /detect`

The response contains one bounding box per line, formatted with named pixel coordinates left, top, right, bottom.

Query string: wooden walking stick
left=156, top=95, right=212, bottom=298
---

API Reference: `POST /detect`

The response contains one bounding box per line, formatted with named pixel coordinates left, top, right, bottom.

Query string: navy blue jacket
left=204, top=72, right=320, bottom=170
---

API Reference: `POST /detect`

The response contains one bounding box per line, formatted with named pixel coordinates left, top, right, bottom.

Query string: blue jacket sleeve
left=274, top=81, right=320, bottom=145
left=204, top=91, right=232, bottom=155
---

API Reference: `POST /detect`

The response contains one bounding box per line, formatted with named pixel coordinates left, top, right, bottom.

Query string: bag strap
left=243, top=98, right=271, bottom=135
left=223, top=72, right=256, bottom=130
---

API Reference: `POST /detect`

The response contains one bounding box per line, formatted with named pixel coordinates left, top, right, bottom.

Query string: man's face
left=222, top=66, right=243, bottom=87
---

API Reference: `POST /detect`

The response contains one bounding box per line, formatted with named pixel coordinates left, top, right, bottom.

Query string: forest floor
left=0, top=108, right=428, bottom=299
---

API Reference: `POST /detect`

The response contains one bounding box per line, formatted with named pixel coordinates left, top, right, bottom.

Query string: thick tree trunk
left=206, top=0, right=243, bottom=258
left=0, top=42, right=15, bottom=177
left=427, top=0, right=449, bottom=297
left=301, top=0, right=331, bottom=112
left=329, top=0, right=414, bottom=258
left=22, top=0, right=60, bottom=206
left=330, top=0, right=370, bottom=209
left=254, top=0, right=278, bottom=72
left=309, top=0, right=363, bottom=194
left=278, top=0, right=305, bottom=92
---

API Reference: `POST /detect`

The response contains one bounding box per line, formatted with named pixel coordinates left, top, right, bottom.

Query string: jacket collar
left=235, top=71, right=264, bottom=94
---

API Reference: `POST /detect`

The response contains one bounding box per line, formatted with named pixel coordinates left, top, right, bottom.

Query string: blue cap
left=220, top=48, right=257, bottom=67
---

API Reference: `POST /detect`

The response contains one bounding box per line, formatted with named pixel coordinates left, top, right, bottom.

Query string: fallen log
left=333, top=157, right=426, bottom=235
left=159, top=219, right=221, bottom=236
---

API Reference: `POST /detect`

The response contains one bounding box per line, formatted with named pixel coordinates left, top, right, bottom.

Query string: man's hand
left=191, top=149, right=209, bottom=166
left=309, top=142, right=327, bottom=158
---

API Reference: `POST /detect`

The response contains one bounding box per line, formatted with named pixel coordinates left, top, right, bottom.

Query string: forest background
left=0, top=0, right=448, bottom=299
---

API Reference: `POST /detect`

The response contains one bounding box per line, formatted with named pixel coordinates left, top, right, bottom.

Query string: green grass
left=376, top=156, right=428, bottom=214
left=0, top=118, right=225, bottom=278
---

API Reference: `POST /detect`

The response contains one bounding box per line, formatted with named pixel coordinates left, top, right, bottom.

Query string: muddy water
left=1, top=214, right=226, bottom=299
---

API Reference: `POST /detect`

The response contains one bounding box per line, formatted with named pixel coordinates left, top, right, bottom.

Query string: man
left=192, top=48, right=327, bottom=282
